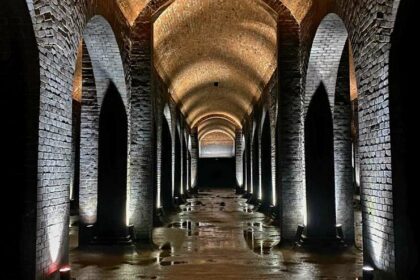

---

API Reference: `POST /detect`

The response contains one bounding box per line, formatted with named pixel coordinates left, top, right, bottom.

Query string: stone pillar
left=276, top=18, right=304, bottom=240
left=334, top=45, right=354, bottom=243
left=128, top=22, right=154, bottom=240
left=190, top=129, right=199, bottom=188
left=79, top=43, right=99, bottom=226
left=235, top=129, right=243, bottom=187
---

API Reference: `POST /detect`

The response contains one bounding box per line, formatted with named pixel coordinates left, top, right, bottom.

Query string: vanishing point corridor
left=70, top=188, right=362, bottom=279
left=2, top=0, right=417, bottom=279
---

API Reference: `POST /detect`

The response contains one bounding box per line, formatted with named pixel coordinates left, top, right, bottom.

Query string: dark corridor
left=197, top=157, right=237, bottom=188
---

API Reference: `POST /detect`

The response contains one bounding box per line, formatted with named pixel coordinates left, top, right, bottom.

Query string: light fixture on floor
left=336, top=224, right=344, bottom=240
left=59, top=265, right=71, bottom=280
left=363, top=265, right=374, bottom=280
left=294, top=224, right=305, bottom=247
left=128, top=224, right=136, bottom=240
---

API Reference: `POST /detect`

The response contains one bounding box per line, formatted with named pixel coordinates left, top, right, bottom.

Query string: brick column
left=276, top=15, right=304, bottom=240
left=190, top=129, right=199, bottom=188
left=334, top=45, right=354, bottom=243
left=235, top=129, right=244, bottom=187
left=128, top=22, right=154, bottom=240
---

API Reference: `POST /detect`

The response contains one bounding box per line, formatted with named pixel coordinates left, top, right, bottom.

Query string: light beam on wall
left=126, top=170, right=131, bottom=226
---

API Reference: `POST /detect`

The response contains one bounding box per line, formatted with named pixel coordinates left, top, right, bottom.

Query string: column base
left=293, top=224, right=348, bottom=248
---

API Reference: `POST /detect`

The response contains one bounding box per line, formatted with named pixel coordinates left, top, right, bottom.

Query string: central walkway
left=71, top=188, right=362, bottom=279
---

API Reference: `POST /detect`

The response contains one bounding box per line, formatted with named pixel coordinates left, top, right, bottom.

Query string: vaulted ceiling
left=154, top=0, right=277, bottom=147
left=118, top=0, right=314, bottom=153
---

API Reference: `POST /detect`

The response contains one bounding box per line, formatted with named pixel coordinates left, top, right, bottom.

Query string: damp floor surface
left=70, top=188, right=363, bottom=279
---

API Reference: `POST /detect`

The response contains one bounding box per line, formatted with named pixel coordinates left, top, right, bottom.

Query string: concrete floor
left=70, top=188, right=363, bottom=279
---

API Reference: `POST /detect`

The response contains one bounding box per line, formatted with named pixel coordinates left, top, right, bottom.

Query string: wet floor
left=70, top=188, right=363, bottom=279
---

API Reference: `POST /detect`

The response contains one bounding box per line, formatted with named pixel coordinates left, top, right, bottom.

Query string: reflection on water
left=70, top=188, right=362, bottom=280
left=243, top=221, right=280, bottom=255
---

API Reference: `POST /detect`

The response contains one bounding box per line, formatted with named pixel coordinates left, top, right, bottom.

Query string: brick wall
left=299, top=0, right=400, bottom=276
left=28, top=0, right=131, bottom=277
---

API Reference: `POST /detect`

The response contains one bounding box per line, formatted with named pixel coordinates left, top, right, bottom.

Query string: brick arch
left=304, top=13, right=348, bottom=116
left=78, top=15, right=129, bottom=229
left=83, top=16, right=128, bottom=108
left=301, top=2, right=400, bottom=275
left=2, top=0, right=40, bottom=277
left=26, top=0, right=131, bottom=276
left=303, top=13, right=356, bottom=243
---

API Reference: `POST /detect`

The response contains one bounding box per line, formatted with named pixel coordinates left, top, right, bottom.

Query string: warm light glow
left=117, top=0, right=150, bottom=25
left=154, top=0, right=278, bottom=129
left=280, top=0, right=313, bottom=23
left=349, top=43, right=358, bottom=101
left=59, top=265, right=71, bottom=272
left=72, top=42, right=83, bottom=102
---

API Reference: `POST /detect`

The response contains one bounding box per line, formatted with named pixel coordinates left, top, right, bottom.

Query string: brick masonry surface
left=14, top=0, right=405, bottom=278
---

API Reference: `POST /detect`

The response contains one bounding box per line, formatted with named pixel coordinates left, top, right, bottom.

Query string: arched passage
left=304, top=84, right=336, bottom=240
left=304, top=13, right=356, bottom=243
left=390, top=0, right=418, bottom=277
left=77, top=15, right=129, bottom=233
left=96, top=83, right=129, bottom=241
left=261, top=113, right=273, bottom=207
left=2, top=0, right=39, bottom=277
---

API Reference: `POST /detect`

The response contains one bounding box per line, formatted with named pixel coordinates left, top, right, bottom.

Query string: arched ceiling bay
left=117, top=0, right=150, bottom=25
left=120, top=0, right=313, bottom=26
left=198, top=117, right=237, bottom=140
left=153, top=0, right=278, bottom=140
left=200, top=131, right=235, bottom=158
left=281, top=0, right=313, bottom=23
